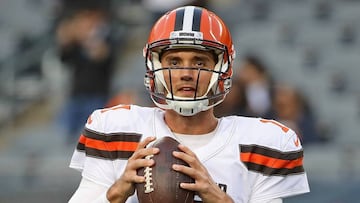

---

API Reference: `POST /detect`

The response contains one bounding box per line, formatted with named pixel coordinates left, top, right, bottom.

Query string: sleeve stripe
left=241, top=152, right=303, bottom=169
left=75, top=128, right=142, bottom=160
left=77, top=142, right=85, bottom=151
left=83, top=147, right=135, bottom=160
left=243, top=162, right=305, bottom=176
left=239, top=144, right=304, bottom=176
left=240, top=144, right=303, bottom=160
left=83, top=127, right=142, bottom=142
left=78, top=134, right=139, bottom=151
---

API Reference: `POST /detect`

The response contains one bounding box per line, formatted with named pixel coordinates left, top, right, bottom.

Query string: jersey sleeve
left=69, top=105, right=142, bottom=187
left=241, top=119, right=310, bottom=202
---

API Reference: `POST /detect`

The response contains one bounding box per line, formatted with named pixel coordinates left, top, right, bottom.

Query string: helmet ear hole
left=144, top=75, right=151, bottom=90
left=144, top=73, right=156, bottom=92
left=224, top=78, right=232, bottom=90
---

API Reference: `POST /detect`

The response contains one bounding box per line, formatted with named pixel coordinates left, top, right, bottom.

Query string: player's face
left=160, top=49, right=216, bottom=98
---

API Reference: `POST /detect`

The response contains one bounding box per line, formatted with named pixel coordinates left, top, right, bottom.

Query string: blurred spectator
left=105, top=91, right=137, bottom=108
left=105, top=89, right=145, bottom=108
left=329, top=71, right=348, bottom=94
left=314, top=1, right=333, bottom=21
left=141, top=0, right=209, bottom=24
left=214, top=78, right=248, bottom=117
left=302, top=46, right=321, bottom=69
left=278, top=23, right=297, bottom=47
left=339, top=23, right=357, bottom=46
left=250, top=0, right=271, bottom=21
left=55, top=1, right=117, bottom=143
left=215, top=54, right=273, bottom=118
left=105, top=88, right=155, bottom=109
left=269, top=83, right=322, bottom=145
left=237, top=54, right=274, bottom=117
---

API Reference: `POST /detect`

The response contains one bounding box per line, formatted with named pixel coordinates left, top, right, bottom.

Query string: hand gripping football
left=136, top=136, right=194, bottom=203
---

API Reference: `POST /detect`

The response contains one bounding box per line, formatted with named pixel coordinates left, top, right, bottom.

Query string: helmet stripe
left=192, top=7, right=202, bottom=31
left=174, top=6, right=203, bottom=32
left=183, top=6, right=195, bottom=31
left=174, top=8, right=185, bottom=31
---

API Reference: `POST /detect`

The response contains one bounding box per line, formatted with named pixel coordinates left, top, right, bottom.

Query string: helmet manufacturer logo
left=170, top=31, right=203, bottom=40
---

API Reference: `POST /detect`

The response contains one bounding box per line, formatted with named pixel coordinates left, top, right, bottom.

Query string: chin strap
left=166, top=98, right=210, bottom=116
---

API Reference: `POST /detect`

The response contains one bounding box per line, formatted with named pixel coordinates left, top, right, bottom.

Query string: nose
left=178, top=67, right=197, bottom=81
left=180, top=74, right=193, bottom=81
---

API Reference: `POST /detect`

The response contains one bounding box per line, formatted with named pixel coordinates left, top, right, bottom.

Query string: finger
left=131, top=155, right=156, bottom=169
left=172, top=149, right=198, bottom=168
left=131, top=136, right=158, bottom=160
left=177, top=144, right=195, bottom=156
left=131, top=147, right=159, bottom=160
left=124, top=155, right=157, bottom=184
left=137, top=136, right=156, bottom=150
left=171, top=154, right=201, bottom=182
left=172, top=164, right=200, bottom=192
left=121, top=165, right=147, bottom=184
left=132, top=175, right=146, bottom=183
left=172, top=162, right=194, bottom=176
left=172, top=150, right=208, bottom=181
left=179, top=182, right=197, bottom=191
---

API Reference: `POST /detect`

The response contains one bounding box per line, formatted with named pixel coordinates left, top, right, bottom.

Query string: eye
left=168, top=59, right=179, bottom=67
left=194, top=60, right=205, bottom=67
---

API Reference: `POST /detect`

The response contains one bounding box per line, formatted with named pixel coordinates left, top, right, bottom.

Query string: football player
left=69, top=6, right=310, bottom=203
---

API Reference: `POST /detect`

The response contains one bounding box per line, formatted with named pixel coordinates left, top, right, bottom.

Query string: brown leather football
left=136, top=136, right=194, bottom=203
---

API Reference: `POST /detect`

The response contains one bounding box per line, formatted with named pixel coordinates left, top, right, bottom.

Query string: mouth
left=176, top=86, right=197, bottom=97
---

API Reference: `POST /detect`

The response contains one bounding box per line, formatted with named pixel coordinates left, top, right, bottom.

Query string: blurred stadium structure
left=0, top=0, right=360, bottom=202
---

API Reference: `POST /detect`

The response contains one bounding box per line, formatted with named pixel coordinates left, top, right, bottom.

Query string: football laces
left=144, top=154, right=154, bottom=193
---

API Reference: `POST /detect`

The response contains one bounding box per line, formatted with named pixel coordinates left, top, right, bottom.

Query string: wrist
left=220, top=193, right=234, bottom=203
left=106, top=179, right=134, bottom=203
left=202, top=190, right=234, bottom=203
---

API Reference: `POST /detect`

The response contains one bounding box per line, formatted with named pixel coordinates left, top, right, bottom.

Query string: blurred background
left=0, top=0, right=360, bottom=202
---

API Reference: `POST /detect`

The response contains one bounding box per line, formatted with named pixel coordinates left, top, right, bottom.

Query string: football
left=136, top=136, right=194, bottom=203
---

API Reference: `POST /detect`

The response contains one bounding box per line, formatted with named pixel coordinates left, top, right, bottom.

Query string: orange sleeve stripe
left=79, top=134, right=86, bottom=144
left=241, top=152, right=303, bottom=169
left=78, top=134, right=139, bottom=152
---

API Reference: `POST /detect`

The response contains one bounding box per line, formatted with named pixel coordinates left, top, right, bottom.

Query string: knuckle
left=187, top=156, right=197, bottom=165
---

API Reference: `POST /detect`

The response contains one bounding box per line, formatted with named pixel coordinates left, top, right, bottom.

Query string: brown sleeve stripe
left=76, top=128, right=142, bottom=160
left=241, top=145, right=303, bottom=160
left=239, top=144, right=304, bottom=176
left=83, top=128, right=142, bottom=142
left=243, top=162, right=305, bottom=176
left=79, top=145, right=136, bottom=160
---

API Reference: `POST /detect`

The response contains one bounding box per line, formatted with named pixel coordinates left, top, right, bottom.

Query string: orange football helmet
left=144, top=6, right=236, bottom=116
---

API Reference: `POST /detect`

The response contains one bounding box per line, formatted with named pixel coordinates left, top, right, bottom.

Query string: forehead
left=161, top=48, right=216, bottom=61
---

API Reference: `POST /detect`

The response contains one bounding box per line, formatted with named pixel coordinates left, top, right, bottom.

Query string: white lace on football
left=144, top=154, right=154, bottom=193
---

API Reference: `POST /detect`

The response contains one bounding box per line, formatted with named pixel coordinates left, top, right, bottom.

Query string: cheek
left=162, top=71, right=171, bottom=89
left=198, top=71, right=213, bottom=90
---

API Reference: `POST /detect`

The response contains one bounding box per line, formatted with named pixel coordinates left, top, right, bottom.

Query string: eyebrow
left=193, top=55, right=212, bottom=61
left=164, top=54, right=213, bottom=63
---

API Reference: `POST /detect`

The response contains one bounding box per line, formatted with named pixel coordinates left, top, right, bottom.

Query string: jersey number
left=260, top=119, right=289, bottom=133
left=100, top=104, right=131, bottom=113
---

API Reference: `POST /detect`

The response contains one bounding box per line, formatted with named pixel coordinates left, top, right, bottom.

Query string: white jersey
left=70, top=104, right=309, bottom=202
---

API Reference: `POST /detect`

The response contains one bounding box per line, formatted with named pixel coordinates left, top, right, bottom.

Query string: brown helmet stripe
left=192, top=7, right=202, bottom=31
left=174, top=8, right=185, bottom=31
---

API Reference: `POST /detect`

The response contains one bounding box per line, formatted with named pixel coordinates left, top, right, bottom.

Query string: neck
left=164, top=109, right=218, bottom=135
